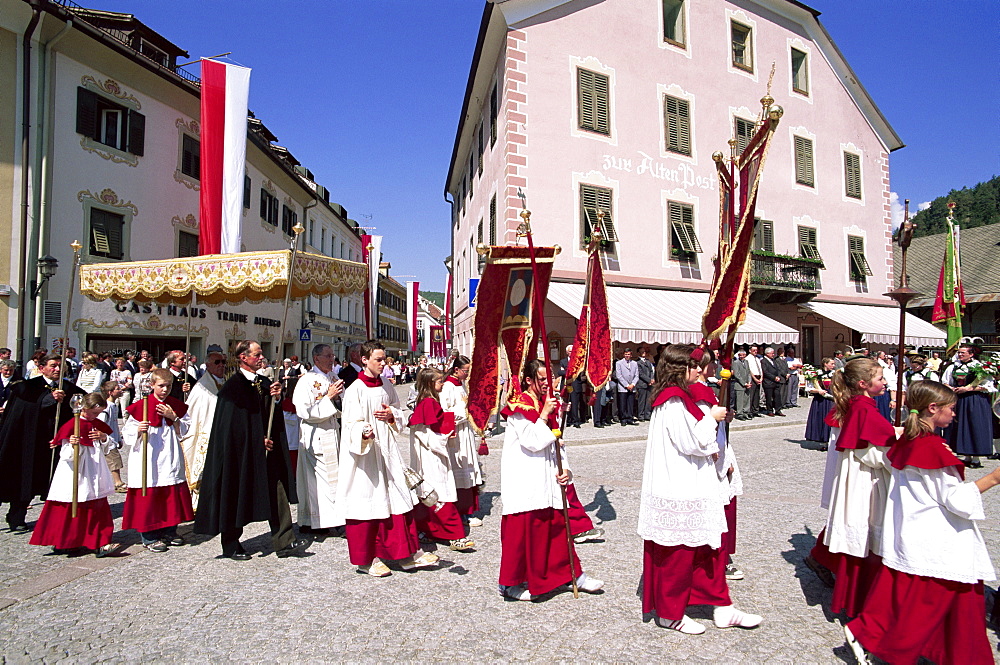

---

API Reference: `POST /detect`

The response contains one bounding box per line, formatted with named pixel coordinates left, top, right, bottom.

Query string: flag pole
left=265, top=222, right=305, bottom=444
left=51, top=241, right=83, bottom=482
left=885, top=199, right=919, bottom=425
left=518, top=206, right=579, bottom=599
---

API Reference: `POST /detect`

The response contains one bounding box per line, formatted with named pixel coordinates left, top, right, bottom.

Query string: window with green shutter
left=662, top=0, right=686, bottom=47
left=178, top=230, right=199, bottom=258
left=731, top=21, right=753, bottom=72
left=577, top=68, right=611, bottom=136
left=181, top=134, right=200, bottom=180
left=798, top=226, right=822, bottom=261
left=735, top=117, right=755, bottom=154
left=580, top=184, right=618, bottom=245
left=668, top=201, right=702, bottom=257
left=490, top=83, right=498, bottom=147
left=89, top=208, right=125, bottom=260
left=791, top=48, right=809, bottom=95
left=489, top=194, right=497, bottom=245
left=76, top=86, right=145, bottom=155
left=753, top=219, right=774, bottom=253
left=794, top=135, right=814, bottom=187
left=848, top=235, right=872, bottom=280
left=844, top=152, right=862, bottom=199
left=478, top=123, right=485, bottom=177
left=664, top=95, right=692, bottom=156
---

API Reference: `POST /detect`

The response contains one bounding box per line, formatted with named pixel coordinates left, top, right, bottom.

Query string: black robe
left=193, top=372, right=297, bottom=536
left=0, top=377, right=87, bottom=502
left=168, top=369, right=197, bottom=402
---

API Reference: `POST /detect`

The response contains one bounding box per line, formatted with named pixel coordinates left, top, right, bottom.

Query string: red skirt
left=809, top=529, right=836, bottom=569
left=29, top=499, right=113, bottom=550
left=413, top=501, right=465, bottom=541
left=499, top=508, right=582, bottom=596
left=344, top=511, right=419, bottom=566
left=642, top=540, right=731, bottom=621
left=122, top=483, right=194, bottom=533
left=721, top=497, right=737, bottom=556
left=821, top=548, right=883, bottom=617
left=455, top=487, right=479, bottom=516
left=849, top=567, right=993, bottom=665
left=564, top=483, right=595, bottom=536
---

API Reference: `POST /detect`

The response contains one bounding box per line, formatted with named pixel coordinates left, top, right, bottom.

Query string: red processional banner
left=429, top=325, right=446, bottom=358
left=466, top=245, right=557, bottom=434
left=565, top=244, right=611, bottom=391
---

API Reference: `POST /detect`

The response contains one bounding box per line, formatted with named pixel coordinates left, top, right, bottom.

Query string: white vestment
left=179, top=372, right=222, bottom=508
left=499, top=412, right=565, bottom=515
left=822, top=444, right=890, bottom=557
left=122, top=412, right=189, bottom=488
left=293, top=366, right=341, bottom=528
left=408, top=403, right=459, bottom=504
left=440, top=379, right=482, bottom=489
left=333, top=376, right=416, bottom=523
left=46, top=427, right=117, bottom=503
left=637, top=397, right=726, bottom=549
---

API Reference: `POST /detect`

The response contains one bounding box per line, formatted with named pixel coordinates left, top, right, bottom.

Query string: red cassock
left=344, top=512, right=419, bottom=566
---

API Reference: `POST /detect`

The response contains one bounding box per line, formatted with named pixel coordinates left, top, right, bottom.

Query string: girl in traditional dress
left=440, top=356, right=485, bottom=528
left=122, top=368, right=193, bottom=552
left=638, top=344, right=760, bottom=634
left=812, top=358, right=900, bottom=618
left=29, top=392, right=120, bottom=557
left=409, top=368, right=475, bottom=552
left=804, top=358, right=836, bottom=446
left=941, top=344, right=995, bottom=468
left=845, top=380, right=998, bottom=664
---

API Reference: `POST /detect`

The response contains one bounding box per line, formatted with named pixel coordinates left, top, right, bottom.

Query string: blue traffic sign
left=299, top=328, right=312, bottom=341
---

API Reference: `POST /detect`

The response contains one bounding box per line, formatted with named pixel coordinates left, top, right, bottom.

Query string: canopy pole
left=265, top=223, right=305, bottom=442
left=51, top=241, right=82, bottom=481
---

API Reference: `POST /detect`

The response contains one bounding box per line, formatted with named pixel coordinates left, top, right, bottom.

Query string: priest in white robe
left=180, top=350, right=226, bottom=511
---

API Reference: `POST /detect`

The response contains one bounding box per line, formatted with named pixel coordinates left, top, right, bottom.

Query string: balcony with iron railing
left=49, top=0, right=201, bottom=86
left=749, top=252, right=823, bottom=304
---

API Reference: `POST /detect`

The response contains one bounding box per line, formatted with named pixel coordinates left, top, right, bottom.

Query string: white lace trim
left=637, top=491, right=726, bottom=549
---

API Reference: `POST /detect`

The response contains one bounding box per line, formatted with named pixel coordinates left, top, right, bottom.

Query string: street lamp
left=31, top=255, right=58, bottom=299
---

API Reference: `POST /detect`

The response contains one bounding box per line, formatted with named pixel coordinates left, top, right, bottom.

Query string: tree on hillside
left=907, top=175, right=1000, bottom=238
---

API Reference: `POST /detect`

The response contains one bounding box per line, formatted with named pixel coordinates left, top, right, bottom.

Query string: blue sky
left=94, top=1, right=997, bottom=291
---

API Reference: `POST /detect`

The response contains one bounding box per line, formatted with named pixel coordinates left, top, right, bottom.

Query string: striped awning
left=546, top=282, right=798, bottom=345
left=800, top=301, right=946, bottom=347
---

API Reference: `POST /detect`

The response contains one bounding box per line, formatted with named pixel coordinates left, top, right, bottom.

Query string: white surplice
left=499, top=412, right=564, bottom=515
left=46, top=429, right=117, bottom=503
left=882, top=464, right=995, bottom=584
left=333, top=376, right=416, bottom=523
left=638, top=397, right=725, bottom=549
left=408, top=420, right=458, bottom=503
left=440, top=379, right=482, bottom=489
left=179, top=372, right=222, bottom=508
left=822, top=444, right=890, bottom=557
left=122, top=412, right=189, bottom=488
left=293, top=366, right=341, bottom=528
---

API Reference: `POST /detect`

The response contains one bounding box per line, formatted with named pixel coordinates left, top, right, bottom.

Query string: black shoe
left=225, top=551, right=252, bottom=561
left=9, top=524, right=30, bottom=534
left=168, top=536, right=185, bottom=547
left=621, top=422, right=628, bottom=427
left=989, top=453, right=1000, bottom=461
left=573, top=423, right=581, bottom=428
left=275, top=538, right=309, bottom=558
left=629, top=420, right=640, bottom=425
left=594, top=423, right=605, bottom=428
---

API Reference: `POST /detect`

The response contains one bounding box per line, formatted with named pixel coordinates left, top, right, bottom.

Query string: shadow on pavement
left=582, top=485, right=616, bottom=524
left=785, top=437, right=828, bottom=453
left=782, top=526, right=837, bottom=624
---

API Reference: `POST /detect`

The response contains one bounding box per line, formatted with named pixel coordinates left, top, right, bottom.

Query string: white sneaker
left=725, top=564, right=745, bottom=580
left=499, top=584, right=533, bottom=601
left=713, top=605, right=762, bottom=629
left=656, top=615, right=706, bottom=635
left=843, top=625, right=870, bottom=664
left=575, top=572, right=604, bottom=593
left=467, top=517, right=483, bottom=527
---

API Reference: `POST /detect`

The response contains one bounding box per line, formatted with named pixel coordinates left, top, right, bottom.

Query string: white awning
left=547, top=283, right=799, bottom=345
left=801, top=301, right=946, bottom=347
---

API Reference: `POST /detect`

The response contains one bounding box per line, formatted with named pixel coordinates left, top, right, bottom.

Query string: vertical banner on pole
left=406, top=281, right=419, bottom=352
left=361, top=234, right=382, bottom=340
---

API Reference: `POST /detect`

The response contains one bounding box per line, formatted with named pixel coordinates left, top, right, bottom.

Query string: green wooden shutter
left=798, top=226, right=821, bottom=260
left=669, top=202, right=701, bottom=253
left=664, top=95, right=691, bottom=155
left=844, top=152, right=862, bottom=199
left=578, top=69, right=610, bottom=135
left=754, top=219, right=774, bottom=252
left=126, top=109, right=145, bottom=156
left=735, top=117, right=755, bottom=154
left=489, top=194, right=497, bottom=245
left=76, top=87, right=99, bottom=139
left=581, top=185, right=617, bottom=242
left=848, top=235, right=872, bottom=277
left=490, top=83, right=498, bottom=146
left=794, top=136, right=814, bottom=186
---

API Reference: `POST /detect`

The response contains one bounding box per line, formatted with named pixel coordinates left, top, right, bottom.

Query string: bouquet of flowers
left=801, top=364, right=821, bottom=382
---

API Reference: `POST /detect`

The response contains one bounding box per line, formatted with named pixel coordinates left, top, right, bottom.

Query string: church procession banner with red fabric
left=360, top=234, right=382, bottom=340
left=198, top=59, right=251, bottom=256
left=466, top=245, right=559, bottom=434
left=406, top=281, right=419, bottom=352
left=565, top=242, right=612, bottom=392
left=702, top=99, right=782, bottom=357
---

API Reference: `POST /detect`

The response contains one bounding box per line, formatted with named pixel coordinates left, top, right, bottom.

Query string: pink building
left=445, top=0, right=944, bottom=365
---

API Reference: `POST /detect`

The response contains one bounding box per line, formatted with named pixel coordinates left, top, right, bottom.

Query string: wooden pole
left=520, top=207, right=579, bottom=599
left=265, top=222, right=305, bottom=444
left=50, top=241, right=82, bottom=482
left=886, top=199, right=919, bottom=426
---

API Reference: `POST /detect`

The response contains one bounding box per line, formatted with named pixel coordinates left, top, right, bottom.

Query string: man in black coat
left=636, top=347, right=655, bottom=421
left=193, top=340, right=307, bottom=560
left=337, top=343, right=363, bottom=389
left=760, top=347, right=786, bottom=417
left=165, top=350, right=196, bottom=401
left=0, top=354, right=86, bottom=531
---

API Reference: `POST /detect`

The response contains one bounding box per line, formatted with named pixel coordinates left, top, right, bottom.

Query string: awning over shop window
left=800, top=301, right=946, bottom=347
left=546, top=283, right=798, bottom=345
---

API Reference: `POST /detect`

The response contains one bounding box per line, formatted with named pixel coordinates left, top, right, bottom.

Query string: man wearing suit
left=614, top=348, right=639, bottom=426
left=731, top=349, right=752, bottom=420
left=773, top=351, right=791, bottom=409
left=833, top=350, right=846, bottom=370
left=760, top=347, right=786, bottom=417
left=746, top=345, right=763, bottom=417
left=337, top=343, right=363, bottom=389
left=165, top=350, right=196, bottom=401
left=636, top=347, right=654, bottom=421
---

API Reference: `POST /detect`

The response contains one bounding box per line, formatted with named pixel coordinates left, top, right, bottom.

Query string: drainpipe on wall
left=31, top=18, right=73, bottom=352
left=16, top=2, right=42, bottom=368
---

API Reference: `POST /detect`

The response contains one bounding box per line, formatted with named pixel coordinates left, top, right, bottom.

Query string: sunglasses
left=211, top=359, right=227, bottom=365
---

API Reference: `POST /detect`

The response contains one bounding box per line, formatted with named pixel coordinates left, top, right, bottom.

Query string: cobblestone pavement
left=1, top=398, right=998, bottom=663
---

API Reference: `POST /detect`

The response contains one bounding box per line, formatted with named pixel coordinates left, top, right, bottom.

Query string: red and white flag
left=406, top=281, right=419, bottom=352
left=199, top=59, right=251, bottom=255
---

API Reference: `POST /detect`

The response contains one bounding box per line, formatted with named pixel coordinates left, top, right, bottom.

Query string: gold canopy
left=79, top=250, right=368, bottom=305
